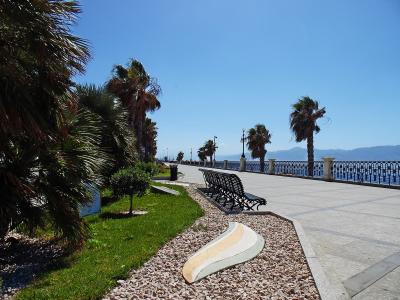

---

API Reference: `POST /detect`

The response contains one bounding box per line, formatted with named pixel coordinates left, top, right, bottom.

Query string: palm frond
left=289, top=96, right=326, bottom=142
left=246, top=124, right=271, bottom=159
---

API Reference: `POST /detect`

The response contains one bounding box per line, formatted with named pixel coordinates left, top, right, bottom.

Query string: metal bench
left=199, top=168, right=267, bottom=211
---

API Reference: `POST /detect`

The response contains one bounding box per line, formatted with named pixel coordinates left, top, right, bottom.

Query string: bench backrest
left=199, top=169, right=245, bottom=197
left=227, top=174, right=244, bottom=196
left=200, top=169, right=221, bottom=189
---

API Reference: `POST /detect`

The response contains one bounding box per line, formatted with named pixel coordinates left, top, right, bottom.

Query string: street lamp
left=213, top=136, right=217, bottom=164
left=241, top=129, right=246, bottom=158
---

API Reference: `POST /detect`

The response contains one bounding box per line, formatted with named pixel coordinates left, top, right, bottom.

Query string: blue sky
left=74, top=0, right=400, bottom=159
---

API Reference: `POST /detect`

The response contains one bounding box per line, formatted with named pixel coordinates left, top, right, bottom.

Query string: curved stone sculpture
left=182, top=222, right=265, bottom=283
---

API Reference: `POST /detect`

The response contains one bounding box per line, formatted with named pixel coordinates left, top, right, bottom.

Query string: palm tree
left=76, top=84, right=137, bottom=177
left=176, top=151, right=184, bottom=162
left=290, top=96, right=326, bottom=176
left=0, top=0, right=89, bottom=144
left=41, top=107, right=109, bottom=243
left=0, top=0, right=100, bottom=244
left=106, top=59, right=161, bottom=158
left=142, top=117, right=158, bottom=162
left=197, top=147, right=207, bottom=162
left=246, top=124, right=272, bottom=173
left=203, top=140, right=216, bottom=165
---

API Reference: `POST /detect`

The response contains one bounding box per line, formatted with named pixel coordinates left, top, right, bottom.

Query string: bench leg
left=256, top=200, right=267, bottom=210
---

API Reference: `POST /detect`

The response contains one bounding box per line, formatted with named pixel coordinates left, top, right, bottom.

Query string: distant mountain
left=217, top=145, right=400, bottom=161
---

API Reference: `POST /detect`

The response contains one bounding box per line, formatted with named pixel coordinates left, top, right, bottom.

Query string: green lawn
left=155, top=168, right=183, bottom=178
left=17, top=184, right=203, bottom=300
left=156, top=170, right=170, bottom=177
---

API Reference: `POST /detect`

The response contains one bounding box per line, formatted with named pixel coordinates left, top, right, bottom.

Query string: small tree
left=135, top=161, right=160, bottom=176
left=110, top=167, right=150, bottom=215
left=177, top=151, right=184, bottom=162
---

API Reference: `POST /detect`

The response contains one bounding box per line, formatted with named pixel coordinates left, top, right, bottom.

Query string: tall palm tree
left=106, top=59, right=161, bottom=158
left=290, top=96, right=326, bottom=177
left=246, top=124, right=272, bottom=173
left=197, top=147, right=207, bottom=162
left=142, top=117, right=158, bottom=162
left=203, top=140, right=216, bottom=165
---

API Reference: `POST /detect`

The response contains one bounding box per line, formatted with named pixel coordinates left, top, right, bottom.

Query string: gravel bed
left=0, top=233, right=65, bottom=300
left=105, top=185, right=320, bottom=300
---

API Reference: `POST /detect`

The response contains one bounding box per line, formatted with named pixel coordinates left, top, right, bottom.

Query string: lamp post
left=190, top=148, right=192, bottom=162
left=239, top=129, right=246, bottom=172
left=213, top=136, right=217, bottom=165
left=241, top=129, right=246, bottom=158
left=166, top=147, right=169, bottom=162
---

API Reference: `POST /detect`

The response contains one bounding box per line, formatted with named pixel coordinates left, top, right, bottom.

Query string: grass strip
left=17, top=184, right=203, bottom=300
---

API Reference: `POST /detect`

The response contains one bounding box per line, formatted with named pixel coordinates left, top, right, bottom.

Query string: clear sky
left=74, top=0, right=400, bottom=160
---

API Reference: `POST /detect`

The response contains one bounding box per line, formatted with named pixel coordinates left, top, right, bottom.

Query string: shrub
left=110, top=168, right=150, bottom=215
left=135, top=161, right=160, bottom=177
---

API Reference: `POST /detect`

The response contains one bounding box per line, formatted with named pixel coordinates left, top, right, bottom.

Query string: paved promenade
left=178, top=164, right=400, bottom=300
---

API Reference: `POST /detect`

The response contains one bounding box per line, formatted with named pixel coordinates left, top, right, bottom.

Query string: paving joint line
left=303, top=226, right=400, bottom=248
left=343, top=251, right=400, bottom=298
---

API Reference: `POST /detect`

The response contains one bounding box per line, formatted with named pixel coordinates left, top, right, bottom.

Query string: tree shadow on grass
left=0, top=235, right=69, bottom=297
left=101, top=196, right=118, bottom=206
left=100, top=211, right=147, bottom=219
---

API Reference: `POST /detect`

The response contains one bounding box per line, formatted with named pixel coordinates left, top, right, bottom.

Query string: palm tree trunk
left=307, top=134, right=314, bottom=177
left=137, top=121, right=144, bottom=159
left=209, top=155, right=213, bottom=167
left=143, top=141, right=149, bottom=162
left=260, top=156, right=265, bottom=173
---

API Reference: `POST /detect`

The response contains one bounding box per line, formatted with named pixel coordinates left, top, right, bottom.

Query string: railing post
left=223, top=160, right=228, bottom=169
left=323, top=157, right=335, bottom=181
left=268, top=159, right=276, bottom=175
left=203, top=160, right=207, bottom=167
left=239, top=157, right=246, bottom=172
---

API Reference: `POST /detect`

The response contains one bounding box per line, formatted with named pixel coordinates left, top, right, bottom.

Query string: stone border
left=191, top=184, right=350, bottom=300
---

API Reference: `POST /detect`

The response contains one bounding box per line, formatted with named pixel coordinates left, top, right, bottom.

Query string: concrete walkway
left=178, top=164, right=400, bottom=300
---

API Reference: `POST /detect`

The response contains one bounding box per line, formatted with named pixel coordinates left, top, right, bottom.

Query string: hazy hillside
left=217, top=145, right=400, bottom=161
